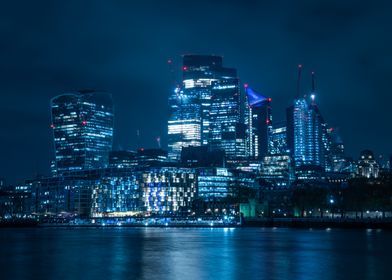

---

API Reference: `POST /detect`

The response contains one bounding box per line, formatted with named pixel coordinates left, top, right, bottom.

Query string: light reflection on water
left=1, top=227, right=391, bottom=280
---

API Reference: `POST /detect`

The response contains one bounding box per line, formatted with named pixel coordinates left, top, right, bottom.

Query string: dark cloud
left=1, top=0, right=391, bottom=183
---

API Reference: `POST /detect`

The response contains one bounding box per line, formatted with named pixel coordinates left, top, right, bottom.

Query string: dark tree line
left=291, top=178, right=392, bottom=218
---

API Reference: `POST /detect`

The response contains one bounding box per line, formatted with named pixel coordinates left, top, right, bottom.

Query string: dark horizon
left=1, top=0, right=392, bottom=184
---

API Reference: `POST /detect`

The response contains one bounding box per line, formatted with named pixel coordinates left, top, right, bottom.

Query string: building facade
left=245, top=86, right=273, bottom=159
left=168, top=55, right=243, bottom=160
left=51, top=90, right=114, bottom=174
left=357, top=150, right=379, bottom=178
left=269, top=122, right=288, bottom=155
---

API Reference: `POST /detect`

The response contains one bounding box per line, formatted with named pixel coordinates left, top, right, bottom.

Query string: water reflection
left=1, top=227, right=391, bottom=280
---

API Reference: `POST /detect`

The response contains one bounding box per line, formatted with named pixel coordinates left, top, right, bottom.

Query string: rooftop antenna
left=167, top=57, right=179, bottom=88
left=156, top=136, right=161, bottom=149
left=136, top=129, right=141, bottom=150
left=311, top=71, right=316, bottom=105
left=311, top=71, right=315, bottom=92
left=296, top=64, right=302, bottom=99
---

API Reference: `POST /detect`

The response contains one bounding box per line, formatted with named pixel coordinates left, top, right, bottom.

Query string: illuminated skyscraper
left=245, top=86, right=272, bottom=159
left=167, top=55, right=240, bottom=160
left=51, top=90, right=114, bottom=174
left=209, top=78, right=246, bottom=158
left=287, top=70, right=324, bottom=169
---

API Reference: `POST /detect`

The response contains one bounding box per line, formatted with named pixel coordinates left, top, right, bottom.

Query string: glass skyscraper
left=209, top=78, right=246, bottom=158
left=51, top=90, right=114, bottom=174
left=168, top=55, right=242, bottom=160
left=245, top=86, right=272, bottom=159
left=287, top=91, right=325, bottom=170
left=285, top=69, right=329, bottom=173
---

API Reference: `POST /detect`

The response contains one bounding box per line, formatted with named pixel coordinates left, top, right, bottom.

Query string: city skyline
left=1, top=1, right=392, bottom=183
left=1, top=3, right=392, bottom=280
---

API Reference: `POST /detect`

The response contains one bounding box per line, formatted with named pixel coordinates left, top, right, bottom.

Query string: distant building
left=244, top=86, right=272, bottom=158
left=0, top=184, right=33, bottom=217
left=260, top=155, right=294, bottom=187
left=197, top=168, right=236, bottom=201
left=326, top=128, right=347, bottom=172
left=0, top=178, right=6, bottom=191
left=28, top=166, right=197, bottom=217
left=109, top=150, right=137, bottom=168
left=168, top=55, right=242, bottom=160
left=50, top=90, right=114, bottom=174
left=180, top=146, right=225, bottom=167
left=357, top=150, right=379, bottom=178
left=209, top=79, right=246, bottom=159
left=287, top=71, right=325, bottom=173
left=269, top=121, right=288, bottom=155
left=109, top=149, right=173, bottom=168
left=295, top=165, right=325, bottom=182
left=93, top=167, right=197, bottom=216
left=196, top=167, right=258, bottom=213
left=290, top=97, right=324, bottom=168
left=140, top=167, right=197, bottom=213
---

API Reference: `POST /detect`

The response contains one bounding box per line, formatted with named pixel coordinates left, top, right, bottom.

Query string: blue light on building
left=167, top=55, right=242, bottom=160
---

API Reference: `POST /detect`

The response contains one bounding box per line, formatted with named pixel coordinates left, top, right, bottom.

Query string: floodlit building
left=357, top=150, right=379, bottom=178
left=139, top=167, right=197, bottom=213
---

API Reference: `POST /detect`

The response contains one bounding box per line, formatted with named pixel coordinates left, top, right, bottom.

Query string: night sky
left=1, top=0, right=391, bottom=183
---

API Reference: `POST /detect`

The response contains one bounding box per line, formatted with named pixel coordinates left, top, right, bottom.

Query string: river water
left=1, top=227, right=391, bottom=279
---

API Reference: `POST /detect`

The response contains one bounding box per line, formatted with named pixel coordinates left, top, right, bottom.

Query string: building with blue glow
left=292, top=97, right=324, bottom=168
left=260, top=155, right=295, bottom=188
left=197, top=168, right=236, bottom=201
left=51, top=90, right=114, bottom=174
left=196, top=167, right=258, bottom=214
left=140, top=167, right=197, bottom=213
left=287, top=72, right=325, bottom=173
left=245, top=86, right=272, bottom=158
left=168, top=55, right=242, bottom=160
left=209, top=79, right=246, bottom=158
left=26, top=166, right=197, bottom=217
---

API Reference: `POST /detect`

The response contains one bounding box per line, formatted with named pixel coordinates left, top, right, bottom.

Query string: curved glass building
left=50, top=90, right=114, bottom=174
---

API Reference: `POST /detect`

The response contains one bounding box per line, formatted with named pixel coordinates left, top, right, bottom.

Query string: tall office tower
left=167, top=55, right=239, bottom=160
left=51, top=90, right=114, bottom=174
left=168, top=86, right=202, bottom=159
left=244, top=86, right=272, bottom=159
left=209, top=78, right=246, bottom=158
left=287, top=69, right=324, bottom=169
